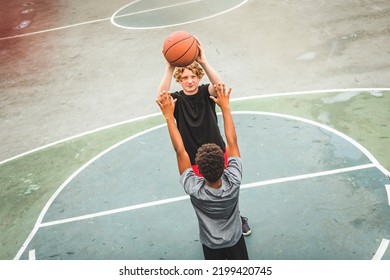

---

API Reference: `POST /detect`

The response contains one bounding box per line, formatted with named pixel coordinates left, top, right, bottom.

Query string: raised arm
left=210, top=83, right=240, bottom=158
left=156, top=91, right=192, bottom=174
left=156, top=61, right=175, bottom=97
left=195, top=40, right=222, bottom=96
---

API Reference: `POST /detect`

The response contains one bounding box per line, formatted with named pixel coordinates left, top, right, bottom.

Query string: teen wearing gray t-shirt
left=156, top=82, right=249, bottom=260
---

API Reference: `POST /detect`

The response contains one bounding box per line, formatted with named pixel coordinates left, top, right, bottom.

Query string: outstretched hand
left=156, top=91, right=176, bottom=118
left=210, top=82, right=232, bottom=110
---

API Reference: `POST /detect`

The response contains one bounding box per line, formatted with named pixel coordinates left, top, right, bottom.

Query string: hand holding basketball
left=195, top=40, right=206, bottom=65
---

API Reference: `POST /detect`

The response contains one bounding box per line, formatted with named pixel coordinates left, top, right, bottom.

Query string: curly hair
left=173, top=61, right=205, bottom=82
left=195, top=143, right=225, bottom=183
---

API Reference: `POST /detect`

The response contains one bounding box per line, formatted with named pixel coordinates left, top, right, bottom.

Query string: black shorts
left=202, top=235, right=249, bottom=260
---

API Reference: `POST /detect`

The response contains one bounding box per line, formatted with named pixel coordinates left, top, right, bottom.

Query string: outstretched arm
left=210, top=83, right=240, bottom=158
left=156, top=91, right=192, bottom=174
left=195, top=39, right=222, bottom=96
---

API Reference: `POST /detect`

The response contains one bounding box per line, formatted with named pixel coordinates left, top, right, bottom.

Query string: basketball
left=162, top=31, right=199, bottom=67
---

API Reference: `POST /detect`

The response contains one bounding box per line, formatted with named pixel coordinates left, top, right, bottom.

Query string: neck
left=206, top=178, right=222, bottom=189
left=183, top=90, right=198, bottom=96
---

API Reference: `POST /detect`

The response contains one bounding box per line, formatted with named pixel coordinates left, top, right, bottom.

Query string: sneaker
left=241, top=216, right=251, bottom=236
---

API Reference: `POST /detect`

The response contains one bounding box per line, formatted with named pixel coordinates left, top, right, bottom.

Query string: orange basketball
left=162, top=31, right=199, bottom=67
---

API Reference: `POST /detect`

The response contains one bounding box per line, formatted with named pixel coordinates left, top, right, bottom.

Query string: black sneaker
left=241, top=216, right=251, bottom=236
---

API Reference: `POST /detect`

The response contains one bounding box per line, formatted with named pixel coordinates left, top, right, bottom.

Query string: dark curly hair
left=195, top=143, right=225, bottom=183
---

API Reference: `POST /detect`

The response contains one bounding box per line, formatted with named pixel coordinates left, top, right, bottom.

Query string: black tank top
left=171, top=84, right=226, bottom=164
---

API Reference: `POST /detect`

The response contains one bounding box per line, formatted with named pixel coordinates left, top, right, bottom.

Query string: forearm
left=165, top=116, right=186, bottom=155
left=157, top=65, right=175, bottom=96
left=221, top=106, right=240, bottom=158
left=165, top=116, right=191, bottom=174
left=221, top=107, right=237, bottom=146
left=199, top=61, right=222, bottom=87
left=211, top=83, right=239, bottom=156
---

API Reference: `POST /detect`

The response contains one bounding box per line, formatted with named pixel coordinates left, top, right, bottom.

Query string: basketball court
left=1, top=0, right=390, bottom=261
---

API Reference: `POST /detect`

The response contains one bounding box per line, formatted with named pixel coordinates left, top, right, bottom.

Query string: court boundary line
left=111, top=0, right=249, bottom=30
left=28, top=249, right=36, bottom=260
left=14, top=111, right=390, bottom=260
left=38, top=163, right=376, bottom=229
left=0, top=0, right=248, bottom=40
left=386, top=185, right=390, bottom=206
left=0, top=112, right=160, bottom=165
left=2, top=88, right=389, bottom=166
left=34, top=163, right=386, bottom=261
left=13, top=123, right=166, bottom=260
left=0, top=16, right=112, bottom=41
left=235, top=111, right=389, bottom=177
left=111, top=0, right=202, bottom=22
left=372, top=239, right=390, bottom=260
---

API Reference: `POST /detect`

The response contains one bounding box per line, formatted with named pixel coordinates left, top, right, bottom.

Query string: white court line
left=28, top=249, right=36, bottom=260
left=20, top=163, right=389, bottom=260
left=372, top=239, right=390, bottom=260
left=231, top=88, right=390, bottom=101
left=0, top=16, right=112, bottom=41
left=113, top=0, right=203, bottom=20
left=0, top=112, right=161, bottom=166
left=240, top=163, right=376, bottom=189
left=39, top=163, right=376, bottom=228
left=13, top=106, right=390, bottom=259
left=111, top=0, right=249, bottom=30
left=2, top=89, right=389, bottom=166
left=13, top=124, right=166, bottom=260
left=234, top=111, right=390, bottom=177
left=40, top=195, right=190, bottom=228
left=386, top=185, right=390, bottom=206
left=0, top=0, right=247, bottom=40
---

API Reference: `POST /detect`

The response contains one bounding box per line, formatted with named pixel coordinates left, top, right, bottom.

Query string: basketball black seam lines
left=164, top=34, right=192, bottom=55
left=168, top=37, right=196, bottom=64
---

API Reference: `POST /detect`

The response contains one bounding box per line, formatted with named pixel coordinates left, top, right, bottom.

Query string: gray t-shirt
left=180, top=157, right=243, bottom=249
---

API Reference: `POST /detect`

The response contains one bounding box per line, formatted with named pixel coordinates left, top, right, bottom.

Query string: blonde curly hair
left=173, top=61, right=205, bottom=82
